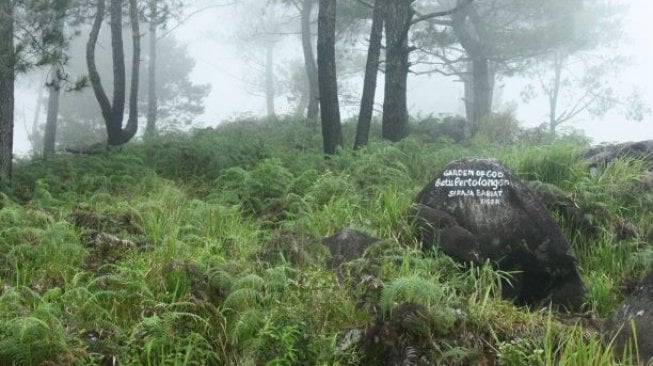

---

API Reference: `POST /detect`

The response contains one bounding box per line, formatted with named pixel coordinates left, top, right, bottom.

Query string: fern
left=228, top=308, right=265, bottom=348
left=232, top=274, right=265, bottom=291
left=380, top=275, right=448, bottom=314
left=223, top=288, right=262, bottom=311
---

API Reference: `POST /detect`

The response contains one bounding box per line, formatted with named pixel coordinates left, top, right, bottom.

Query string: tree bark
left=381, top=0, right=413, bottom=142
left=86, top=0, right=140, bottom=146
left=354, top=0, right=384, bottom=149
left=145, top=0, right=157, bottom=136
left=301, top=0, right=319, bottom=120
left=124, top=0, right=140, bottom=142
left=317, top=0, right=342, bottom=155
left=265, top=42, right=276, bottom=119
left=0, top=0, right=14, bottom=183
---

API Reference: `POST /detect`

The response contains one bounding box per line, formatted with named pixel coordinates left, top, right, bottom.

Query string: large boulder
left=606, top=271, right=653, bottom=364
left=413, top=158, right=585, bottom=309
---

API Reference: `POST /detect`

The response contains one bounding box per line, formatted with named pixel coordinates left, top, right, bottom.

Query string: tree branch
left=355, top=0, right=374, bottom=9
left=411, top=0, right=474, bottom=25
left=158, top=2, right=237, bottom=40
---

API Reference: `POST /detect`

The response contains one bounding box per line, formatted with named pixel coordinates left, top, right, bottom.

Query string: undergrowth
left=1, top=116, right=650, bottom=365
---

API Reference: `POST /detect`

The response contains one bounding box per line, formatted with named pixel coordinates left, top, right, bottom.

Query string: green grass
left=0, top=116, right=651, bottom=365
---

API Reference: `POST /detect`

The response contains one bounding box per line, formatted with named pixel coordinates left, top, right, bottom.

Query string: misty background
left=12, top=0, right=653, bottom=156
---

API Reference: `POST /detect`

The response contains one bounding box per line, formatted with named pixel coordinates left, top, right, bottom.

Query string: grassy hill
left=1, top=116, right=652, bottom=365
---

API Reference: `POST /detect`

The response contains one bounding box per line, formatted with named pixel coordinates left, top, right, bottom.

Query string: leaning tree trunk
left=145, top=0, right=157, bottom=136
left=354, top=0, right=384, bottom=149
left=0, top=0, right=14, bottom=183
left=381, top=0, right=413, bottom=142
left=301, top=0, right=319, bottom=120
left=87, top=0, right=140, bottom=146
left=317, top=0, right=342, bottom=155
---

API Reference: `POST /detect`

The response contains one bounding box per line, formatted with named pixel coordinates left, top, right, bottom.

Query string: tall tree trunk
left=301, top=0, right=319, bottom=120
left=317, top=0, right=342, bottom=155
left=145, top=0, right=157, bottom=136
left=472, top=57, right=491, bottom=124
left=126, top=0, right=140, bottom=141
left=109, top=0, right=127, bottom=143
left=381, top=0, right=412, bottom=142
left=354, top=0, right=384, bottom=149
left=43, top=66, right=61, bottom=155
left=87, top=0, right=140, bottom=146
left=265, top=42, right=276, bottom=119
left=43, top=10, right=65, bottom=156
left=0, top=0, right=14, bottom=184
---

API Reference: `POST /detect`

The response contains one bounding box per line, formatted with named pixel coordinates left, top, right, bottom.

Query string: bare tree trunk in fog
left=145, top=0, right=157, bottom=137
left=381, top=0, right=412, bottom=142
left=354, top=0, right=384, bottom=149
left=463, top=62, right=473, bottom=121
left=317, top=0, right=342, bottom=155
left=87, top=0, right=140, bottom=146
left=452, top=1, right=493, bottom=126
left=43, top=68, right=62, bottom=155
left=0, top=0, right=14, bottom=183
left=30, top=85, right=44, bottom=150
left=265, top=42, right=277, bottom=119
left=301, top=0, right=319, bottom=121
left=472, top=57, right=491, bottom=124
left=294, top=93, right=308, bottom=117
left=548, top=54, right=563, bottom=134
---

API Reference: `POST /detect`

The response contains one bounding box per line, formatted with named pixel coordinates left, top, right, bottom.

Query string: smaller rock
left=321, top=228, right=380, bottom=268
left=439, top=225, right=481, bottom=264
left=607, top=271, right=653, bottom=364
left=428, top=116, right=475, bottom=143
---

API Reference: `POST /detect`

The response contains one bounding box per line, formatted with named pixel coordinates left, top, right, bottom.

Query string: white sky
left=12, top=0, right=653, bottom=155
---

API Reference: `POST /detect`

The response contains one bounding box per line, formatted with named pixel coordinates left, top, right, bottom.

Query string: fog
left=13, top=0, right=653, bottom=156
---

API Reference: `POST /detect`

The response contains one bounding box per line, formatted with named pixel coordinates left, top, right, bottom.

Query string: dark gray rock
left=413, top=158, right=585, bottom=309
left=584, top=140, right=653, bottom=169
left=425, top=116, right=476, bottom=143
left=525, top=180, right=599, bottom=237
left=322, top=228, right=380, bottom=267
left=607, top=272, right=653, bottom=364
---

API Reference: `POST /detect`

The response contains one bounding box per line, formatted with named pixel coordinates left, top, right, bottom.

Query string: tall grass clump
left=499, top=139, right=588, bottom=189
